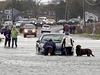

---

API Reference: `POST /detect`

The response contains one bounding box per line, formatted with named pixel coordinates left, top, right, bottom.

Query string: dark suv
left=23, top=24, right=37, bottom=37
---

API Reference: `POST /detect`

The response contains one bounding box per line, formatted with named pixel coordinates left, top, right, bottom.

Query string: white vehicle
left=38, top=17, right=47, bottom=23
left=85, top=11, right=98, bottom=23
left=3, top=21, right=13, bottom=26
left=46, top=19, right=56, bottom=25
left=41, top=25, right=51, bottom=33
left=15, top=21, right=23, bottom=28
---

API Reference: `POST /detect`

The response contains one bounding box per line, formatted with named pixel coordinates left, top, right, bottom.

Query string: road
left=0, top=25, right=100, bottom=75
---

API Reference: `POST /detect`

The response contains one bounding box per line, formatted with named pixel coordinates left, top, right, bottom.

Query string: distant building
left=85, top=11, right=98, bottom=22
left=0, top=8, right=21, bottom=22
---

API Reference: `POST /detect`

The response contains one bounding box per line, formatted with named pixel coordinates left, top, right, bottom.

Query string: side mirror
left=36, top=40, right=40, bottom=43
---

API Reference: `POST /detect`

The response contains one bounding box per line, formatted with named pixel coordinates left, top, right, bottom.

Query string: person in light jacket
left=11, top=25, right=19, bottom=48
left=63, top=35, right=74, bottom=55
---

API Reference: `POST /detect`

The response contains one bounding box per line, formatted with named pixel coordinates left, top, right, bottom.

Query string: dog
left=76, top=45, right=94, bottom=57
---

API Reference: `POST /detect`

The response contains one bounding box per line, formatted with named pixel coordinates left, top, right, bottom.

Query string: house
left=85, top=11, right=98, bottom=22
left=0, top=8, right=22, bottom=22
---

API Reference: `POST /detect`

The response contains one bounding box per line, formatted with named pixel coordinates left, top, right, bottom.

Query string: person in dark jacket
left=63, top=23, right=70, bottom=35
left=4, top=25, right=11, bottom=47
left=43, top=39, right=56, bottom=56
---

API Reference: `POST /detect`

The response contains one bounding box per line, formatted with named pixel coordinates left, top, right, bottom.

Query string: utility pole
left=83, top=0, right=86, bottom=32
left=12, top=0, right=14, bottom=23
left=65, top=0, right=68, bottom=20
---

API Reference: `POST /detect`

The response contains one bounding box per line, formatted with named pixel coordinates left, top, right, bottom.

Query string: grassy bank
left=76, top=22, right=100, bottom=39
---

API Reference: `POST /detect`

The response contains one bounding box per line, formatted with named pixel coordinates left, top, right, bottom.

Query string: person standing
left=4, top=25, right=11, bottom=47
left=63, top=35, right=74, bottom=55
left=11, top=25, right=19, bottom=48
left=63, top=23, right=70, bottom=35
left=72, top=25, right=76, bottom=34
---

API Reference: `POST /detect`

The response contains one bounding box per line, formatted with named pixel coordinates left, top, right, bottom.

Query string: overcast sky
left=0, top=0, right=4, bottom=1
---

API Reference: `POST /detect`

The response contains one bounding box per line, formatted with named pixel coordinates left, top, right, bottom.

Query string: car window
left=41, top=34, right=64, bottom=43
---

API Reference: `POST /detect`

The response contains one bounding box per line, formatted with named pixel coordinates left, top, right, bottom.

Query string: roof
left=41, top=33, right=65, bottom=35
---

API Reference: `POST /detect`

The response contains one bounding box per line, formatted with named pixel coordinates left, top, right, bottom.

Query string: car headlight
left=72, top=21, right=75, bottom=23
left=32, top=29, right=36, bottom=32
left=40, top=22, right=43, bottom=24
left=35, top=22, right=37, bottom=24
left=24, top=29, right=28, bottom=33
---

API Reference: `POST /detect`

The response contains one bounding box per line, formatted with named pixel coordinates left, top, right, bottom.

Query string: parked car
left=41, top=24, right=51, bottom=33
left=36, top=33, right=74, bottom=55
left=67, top=18, right=80, bottom=25
left=23, top=24, right=37, bottom=37
left=38, top=17, right=47, bottom=23
left=57, top=19, right=67, bottom=25
left=45, top=19, right=56, bottom=25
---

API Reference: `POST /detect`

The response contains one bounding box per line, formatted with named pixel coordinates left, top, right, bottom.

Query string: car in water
left=36, top=33, right=74, bottom=56
left=45, top=19, right=56, bottom=25
left=23, top=24, right=37, bottom=37
left=41, top=25, right=51, bottom=33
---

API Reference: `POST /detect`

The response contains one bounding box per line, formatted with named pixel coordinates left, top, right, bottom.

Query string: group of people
left=43, top=36, right=74, bottom=56
left=4, top=25, right=19, bottom=48
left=63, top=23, right=76, bottom=35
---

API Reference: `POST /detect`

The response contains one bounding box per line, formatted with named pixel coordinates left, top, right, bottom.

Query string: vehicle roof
left=38, top=17, right=47, bottom=18
left=41, top=33, right=65, bottom=35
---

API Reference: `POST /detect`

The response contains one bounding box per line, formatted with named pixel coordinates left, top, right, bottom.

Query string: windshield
left=41, top=34, right=64, bottom=43
left=48, top=19, right=54, bottom=21
left=58, top=20, right=66, bottom=22
left=25, top=25, right=35, bottom=29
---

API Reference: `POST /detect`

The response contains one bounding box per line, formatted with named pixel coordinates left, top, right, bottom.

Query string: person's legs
left=48, top=47, right=53, bottom=56
left=15, top=38, right=17, bottom=47
left=44, top=47, right=48, bottom=55
left=12, top=38, right=14, bottom=48
left=66, top=47, right=73, bottom=55
left=65, top=47, right=70, bottom=55
left=4, top=38, right=7, bottom=47
left=8, top=39, right=11, bottom=47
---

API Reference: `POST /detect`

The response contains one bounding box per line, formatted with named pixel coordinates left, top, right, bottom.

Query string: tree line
left=0, top=0, right=100, bottom=20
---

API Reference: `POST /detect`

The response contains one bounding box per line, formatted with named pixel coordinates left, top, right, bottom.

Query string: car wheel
left=24, top=34, right=27, bottom=38
left=41, top=31, right=43, bottom=33
left=36, top=47, right=41, bottom=55
left=1, top=32, right=3, bottom=34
